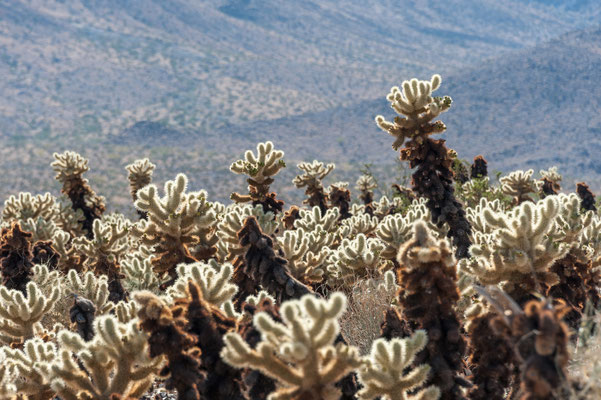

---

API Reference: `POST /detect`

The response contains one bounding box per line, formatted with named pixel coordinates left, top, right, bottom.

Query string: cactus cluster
left=1, top=74, right=600, bottom=400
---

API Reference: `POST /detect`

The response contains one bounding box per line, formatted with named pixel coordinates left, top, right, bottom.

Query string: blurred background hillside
left=1, top=0, right=600, bottom=214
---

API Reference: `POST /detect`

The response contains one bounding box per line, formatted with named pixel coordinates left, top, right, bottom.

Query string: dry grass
left=337, top=274, right=397, bottom=355
left=567, top=302, right=601, bottom=399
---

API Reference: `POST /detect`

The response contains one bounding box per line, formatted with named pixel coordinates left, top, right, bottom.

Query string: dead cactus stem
left=235, top=216, right=313, bottom=303
left=0, top=222, right=37, bottom=292
left=62, top=176, right=105, bottom=238
left=329, top=185, right=352, bottom=220
left=394, top=235, right=468, bottom=399
left=401, top=137, right=472, bottom=258
left=180, top=281, right=246, bottom=399
left=547, top=250, right=601, bottom=329
left=470, top=155, right=488, bottom=180
left=137, top=292, right=205, bottom=400
left=576, top=182, right=597, bottom=212
left=490, top=300, right=570, bottom=400
left=466, top=312, right=514, bottom=400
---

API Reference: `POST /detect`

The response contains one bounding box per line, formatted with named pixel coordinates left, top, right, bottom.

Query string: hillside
left=213, top=27, right=601, bottom=192
left=2, top=1, right=601, bottom=212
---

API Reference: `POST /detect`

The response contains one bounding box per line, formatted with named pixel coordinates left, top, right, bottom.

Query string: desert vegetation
left=1, top=74, right=600, bottom=400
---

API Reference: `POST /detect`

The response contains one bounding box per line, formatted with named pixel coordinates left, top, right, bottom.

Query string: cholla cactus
left=221, top=292, right=362, bottom=400
left=237, top=217, right=312, bottom=302
left=294, top=206, right=339, bottom=234
left=217, top=203, right=278, bottom=259
left=552, top=193, right=593, bottom=245
left=329, top=181, right=352, bottom=220
left=0, top=281, right=60, bottom=344
left=51, top=151, right=105, bottom=237
left=328, top=234, right=386, bottom=284
left=483, top=288, right=570, bottom=400
left=52, top=230, right=81, bottom=271
left=73, top=217, right=131, bottom=302
left=131, top=173, right=218, bottom=278
left=339, top=213, right=379, bottom=238
left=464, top=302, right=514, bottom=400
left=500, top=169, right=537, bottom=204
left=538, top=166, right=562, bottom=197
left=3, top=192, right=55, bottom=224
left=230, top=141, right=286, bottom=214
left=64, top=269, right=114, bottom=315
left=466, top=196, right=569, bottom=302
left=470, top=155, right=488, bottom=179
left=375, top=201, right=441, bottom=260
left=375, top=75, right=471, bottom=259
left=135, top=288, right=204, bottom=399
left=293, top=160, right=335, bottom=213
left=357, top=330, right=440, bottom=400
left=125, top=158, right=156, bottom=219
left=394, top=221, right=466, bottom=399
left=167, top=259, right=238, bottom=308
left=356, top=175, right=378, bottom=207
left=121, top=255, right=164, bottom=294
left=276, top=229, right=326, bottom=283
left=375, top=74, right=450, bottom=149
left=48, top=315, right=163, bottom=399
left=577, top=182, right=597, bottom=212
left=0, top=222, right=35, bottom=292
left=0, top=337, right=57, bottom=399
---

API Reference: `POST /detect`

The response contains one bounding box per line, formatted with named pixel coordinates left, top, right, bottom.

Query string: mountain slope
left=1, top=0, right=600, bottom=139
left=214, top=27, right=601, bottom=189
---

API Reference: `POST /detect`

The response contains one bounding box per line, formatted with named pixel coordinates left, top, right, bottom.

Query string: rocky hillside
left=1, top=0, right=600, bottom=210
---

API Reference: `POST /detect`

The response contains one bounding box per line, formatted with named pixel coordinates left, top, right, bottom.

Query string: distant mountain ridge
left=1, top=1, right=601, bottom=207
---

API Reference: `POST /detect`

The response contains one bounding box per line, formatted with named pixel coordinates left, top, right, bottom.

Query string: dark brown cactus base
left=237, top=216, right=313, bottom=303
left=0, top=222, right=34, bottom=292
left=470, top=155, right=488, bottom=179
left=576, top=182, right=597, bottom=212
left=547, top=251, right=601, bottom=329
left=466, top=312, right=514, bottom=400
left=401, top=138, right=472, bottom=259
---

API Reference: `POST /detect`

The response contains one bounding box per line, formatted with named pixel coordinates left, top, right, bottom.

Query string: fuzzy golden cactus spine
left=276, top=229, right=326, bottom=284
left=221, top=292, right=362, bottom=400
left=394, top=221, right=468, bottom=399
left=293, top=160, right=335, bottom=214
left=500, top=169, right=538, bottom=205
left=125, top=158, right=156, bottom=219
left=230, top=141, right=286, bottom=214
left=0, top=281, right=60, bottom=344
left=167, top=259, right=238, bottom=308
left=357, top=330, right=440, bottom=400
left=375, top=75, right=472, bottom=258
left=51, top=151, right=105, bottom=237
